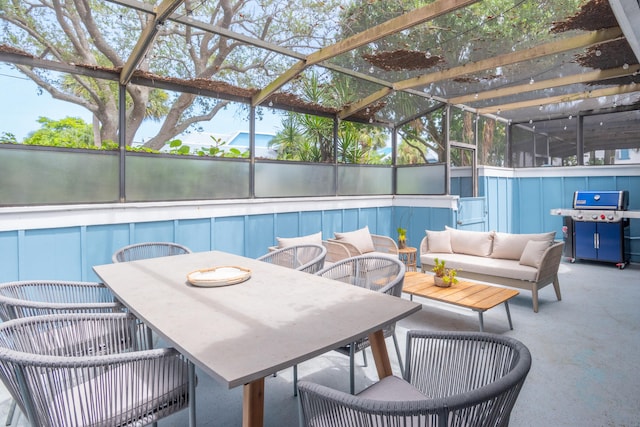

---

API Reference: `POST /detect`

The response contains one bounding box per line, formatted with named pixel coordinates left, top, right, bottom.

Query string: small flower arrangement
left=397, top=227, right=407, bottom=249
left=432, top=258, right=458, bottom=287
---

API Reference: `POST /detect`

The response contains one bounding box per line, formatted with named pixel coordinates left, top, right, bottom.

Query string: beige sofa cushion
left=420, top=253, right=538, bottom=282
left=445, top=226, right=494, bottom=257
left=334, top=226, right=375, bottom=253
left=519, top=240, right=551, bottom=268
left=425, top=229, right=452, bottom=253
left=491, top=231, right=555, bottom=260
left=277, top=231, right=322, bottom=248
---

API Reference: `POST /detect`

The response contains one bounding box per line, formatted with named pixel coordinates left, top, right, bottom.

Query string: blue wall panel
left=358, top=208, right=379, bottom=234
left=408, top=207, right=430, bottom=248
left=587, top=175, right=616, bottom=190
left=406, top=207, right=454, bottom=250
left=299, top=211, right=323, bottom=237
left=495, top=178, right=512, bottom=232
left=376, top=207, right=393, bottom=238
left=213, top=216, right=245, bottom=256
left=322, top=210, right=343, bottom=239
left=342, top=210, right=359, bottom=232
left=177, top=219, right=212, bottom=253
left=246, top=214, right=275, bottom=259
left=617, top=176, right=640, bottom=260
left=563, top=176, right=589, bottom=200
left=515, top=178, right=544, bottom=233
left=133, top=221, right=176, bottom=243
left=541, top=177, right=564, bottom=237
left=617, top=176, right=638, bottom=203
left=0, top=232, right=19, bottom=282
left=22, top=228, right=81, bottom=280
left=275, top=212, right=300, bottom=239
left=85, top=224, right=130, bottom=281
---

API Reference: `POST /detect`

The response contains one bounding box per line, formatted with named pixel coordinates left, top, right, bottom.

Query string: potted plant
left=397, top=227, right=407, bottom=249
left=431, top=258, right=458, bottom=287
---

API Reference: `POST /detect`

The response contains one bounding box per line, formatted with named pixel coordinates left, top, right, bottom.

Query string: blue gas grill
left=552, top=190, right=636, bottom=269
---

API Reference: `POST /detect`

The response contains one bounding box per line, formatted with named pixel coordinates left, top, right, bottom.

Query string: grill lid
left=573, top=191, right=629, bottom=210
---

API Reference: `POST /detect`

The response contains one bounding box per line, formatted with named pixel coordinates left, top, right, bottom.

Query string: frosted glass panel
left=0, top=146, right=118, bottom=206
left=255, top=162, right=334, bottom=197
left=126, top=155, right=249, bottom=201
left=396, top=164, right=446, bottom=195
left=338, top=165, right=391, bottom=195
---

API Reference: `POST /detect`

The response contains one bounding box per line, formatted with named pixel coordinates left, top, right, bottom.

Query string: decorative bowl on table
left=187, top=266, right=251, bottom=287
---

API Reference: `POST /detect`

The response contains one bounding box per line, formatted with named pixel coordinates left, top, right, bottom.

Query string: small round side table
left=398, top=247, right=417, bottom=272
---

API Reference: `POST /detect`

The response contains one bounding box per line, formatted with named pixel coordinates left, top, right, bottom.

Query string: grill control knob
left=592, top=214, right=598, bottom=220
left=608, top=214, right=614, bottom=220
left=600, top=214, right=605, bottom=220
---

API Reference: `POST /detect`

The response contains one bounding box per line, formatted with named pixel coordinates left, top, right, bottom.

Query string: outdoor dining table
left=93, top=250, right=421, bottom=427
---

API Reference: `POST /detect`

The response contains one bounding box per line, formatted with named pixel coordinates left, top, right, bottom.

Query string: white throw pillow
left=491, top=231, right=555, bottom=260
left=334, top=226, right=375, bottom=253
left=277, top=231, right=322, bottom=248
left=425, top=230, right=452, bottom=253
left=519, top=240, right=552, bottom=268
left=445, top=226, right=494, bottom=257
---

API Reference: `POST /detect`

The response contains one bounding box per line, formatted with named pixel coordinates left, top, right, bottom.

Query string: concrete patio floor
left=1, top=259, right=639, bottom=426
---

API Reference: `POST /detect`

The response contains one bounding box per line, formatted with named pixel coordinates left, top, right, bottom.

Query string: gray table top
left=94, top=251, right=420, bottom=388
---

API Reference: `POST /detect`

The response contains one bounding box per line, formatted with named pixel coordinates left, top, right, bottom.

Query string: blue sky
left=0, top=63, right=280, bottom=142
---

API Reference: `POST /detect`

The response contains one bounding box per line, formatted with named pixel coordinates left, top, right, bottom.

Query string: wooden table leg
left=367, top=330, right=393, bottom=379
left=243, top=378, right=265, bottom=427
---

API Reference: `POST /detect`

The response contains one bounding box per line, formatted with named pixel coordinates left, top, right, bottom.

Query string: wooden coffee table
left=403, top=271, right=519, bottom=332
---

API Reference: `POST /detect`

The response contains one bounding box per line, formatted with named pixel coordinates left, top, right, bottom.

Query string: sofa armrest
left=536, top=241, right=564, bottom=281
left=326, top=238, right=361, bottom=256
left=371, top=234, right=399, bottom=255
left=419, top=235, right=429, bottom=256
left=327, top=234, right=398, bottom=257
left=322, top=240, right=352, bottom=263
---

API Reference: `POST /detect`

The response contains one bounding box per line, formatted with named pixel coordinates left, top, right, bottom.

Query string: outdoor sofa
left=420, top=226, right=564, bottom=312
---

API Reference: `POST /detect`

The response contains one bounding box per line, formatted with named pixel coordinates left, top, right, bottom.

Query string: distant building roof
left=161, top=131, right=277, bottom=158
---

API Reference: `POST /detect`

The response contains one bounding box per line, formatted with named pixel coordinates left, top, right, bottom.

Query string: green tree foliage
left=23, top=117, right=94, bottom=148
left=336, top=0, right=581, bottom=165
left=270, top=72, right=390, bottom=164
left=397, top=108, right=445, bottom=164
left=0, top=132, right=18, bottom=144
left=0, top=0, right=342, bottom=149
left=479, top=117, right=507, bottom=167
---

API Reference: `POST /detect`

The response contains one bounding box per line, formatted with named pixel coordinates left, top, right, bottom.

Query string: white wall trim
left=0, top=195, right=458, bottom=232
left=480, top=164, right=640, bottom=178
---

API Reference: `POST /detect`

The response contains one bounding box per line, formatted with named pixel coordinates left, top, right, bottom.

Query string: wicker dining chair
left=112, top=242, right=192, bottom=263
left=302, top=254, right=406, bottom=395
left=298, top=330, right=532, bottom=427
left=257, top=244, right=327, bottom=274
left=0, top=313, right=191, bottom=427
left=111, top=242, right=192, bottom=350
left=0, top=280, right=123, bottom=320
left=0, top=280, right=125, bottom=426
